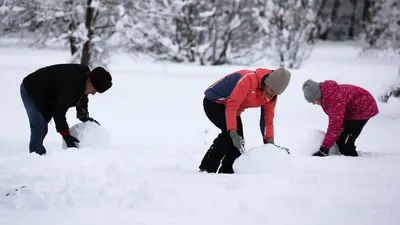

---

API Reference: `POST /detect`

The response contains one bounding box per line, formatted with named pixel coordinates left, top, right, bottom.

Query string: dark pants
left=20, top=83, right=48, bottom=155
left=199, top=97, right=243, bottom=174
left=336, top=119, right=369, bottom=157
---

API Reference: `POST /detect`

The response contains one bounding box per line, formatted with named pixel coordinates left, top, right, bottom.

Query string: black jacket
left=22, top=64, right=91, bottom=133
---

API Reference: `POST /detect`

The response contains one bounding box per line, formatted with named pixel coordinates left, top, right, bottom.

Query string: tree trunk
left=313, top=0, right=329, bottom=41
left=362, top=0, right=374, bottom=33
left=213, top=31, right=232, bottom=65
left=328, top=0, right=341, bottom=40
left=64, top=0, right=78, bottom=56
left=186, top=3, right=195, bottom=62
left=348, top=0, right=357, bottom=38
left=349, top=0, right=364, bottom=39
left=81, top=0, right=94, bottom=66
left=68, top=21, right=78, bottom=55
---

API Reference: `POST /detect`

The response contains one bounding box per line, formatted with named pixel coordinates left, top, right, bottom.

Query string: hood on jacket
left=255, top=68, right=274, bottom=88
left=320, top=80, right=340, bottom=111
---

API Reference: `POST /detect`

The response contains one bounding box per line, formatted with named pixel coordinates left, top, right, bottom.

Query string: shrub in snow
left=233, top=144, right=289, bottom=174
left=297, top=129, right=339, bottom=156
left=62, top=121, right=109, bottom=149
left=378, top=68, right=400, bottom=103
left=361, top=0, right=400, bottom=58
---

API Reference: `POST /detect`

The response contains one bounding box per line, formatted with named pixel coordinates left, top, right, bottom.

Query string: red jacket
left=205, top=68, right=276, bottom=141
left=320, top=80, right=379, bottom=149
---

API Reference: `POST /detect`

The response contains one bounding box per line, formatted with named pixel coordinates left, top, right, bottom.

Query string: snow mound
left=296, top=129, right=339, bottom=156
left=233, top=144, right=289, bottom=174
left=61, top=121, right=110, bottom=149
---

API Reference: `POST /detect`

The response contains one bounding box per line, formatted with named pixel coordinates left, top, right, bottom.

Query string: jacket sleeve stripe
left=225, top=74, right=253, bottom=131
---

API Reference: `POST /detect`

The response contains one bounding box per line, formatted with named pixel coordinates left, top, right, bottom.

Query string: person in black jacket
left=20, top=64, right=113, bottom=155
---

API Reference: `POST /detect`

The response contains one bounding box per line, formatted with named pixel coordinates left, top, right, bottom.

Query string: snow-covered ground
left=0, top=39, right=400, bottom=225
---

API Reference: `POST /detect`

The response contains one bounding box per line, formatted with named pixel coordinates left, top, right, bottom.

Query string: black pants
left=336, top=119, right=369, bottom=156
left=199, top=97, right=243, bottom=174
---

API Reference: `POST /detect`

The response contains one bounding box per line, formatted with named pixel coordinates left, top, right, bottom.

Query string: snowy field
left=0, top=39, right=400, bottom=225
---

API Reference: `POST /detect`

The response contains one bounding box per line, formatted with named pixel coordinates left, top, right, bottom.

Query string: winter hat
left=264, top=67, right=291, bottom=95
left=89, top=67, right=112, bottom=93
left=302, top=79, right=322, bottom=103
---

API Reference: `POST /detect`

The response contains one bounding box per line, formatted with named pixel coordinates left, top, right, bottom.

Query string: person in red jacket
left=302, top=79, right=379, bottom=157
left=199, top=68, right=291, bottom=173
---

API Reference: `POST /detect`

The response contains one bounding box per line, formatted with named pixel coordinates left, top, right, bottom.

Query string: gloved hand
left=263, top=138, right=274, bottom=144
left=313, top=147, right=329, bottom=157
left=63, top=134, right=80, bottom=148
left=229, top=130, right=245, bottom=154
left=80, top=117, right=100, bottom=125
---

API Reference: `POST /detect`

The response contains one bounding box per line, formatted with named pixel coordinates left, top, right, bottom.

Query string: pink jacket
left=320, top=80, right=379, bottom=149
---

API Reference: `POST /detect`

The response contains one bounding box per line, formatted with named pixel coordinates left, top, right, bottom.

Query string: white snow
left=61, top=121, right=110, bottom=149
left=296, top=129, right=340, bottom=156
left=234, top=144, right=290, bottom=174
left=1, top=39, right=400, bottom=225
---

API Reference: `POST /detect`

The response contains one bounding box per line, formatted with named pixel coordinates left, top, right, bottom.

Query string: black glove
left=63, top=134, right=80, bottom=148
left=263, top=138, right=274, bottom=144
left=80, top=117, right=100, bottom=125
left=313, top=147, right=329, bottom=157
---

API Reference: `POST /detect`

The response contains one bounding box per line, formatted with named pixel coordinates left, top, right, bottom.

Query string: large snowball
left=296, top=129, right=339, bottom=156
left=233, top=144, right=289, bottom=174
left=62, top=121, right=110, bottom=149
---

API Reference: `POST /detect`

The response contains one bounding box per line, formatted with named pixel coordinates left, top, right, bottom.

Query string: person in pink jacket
left=302, top=79, right=379, bottom=157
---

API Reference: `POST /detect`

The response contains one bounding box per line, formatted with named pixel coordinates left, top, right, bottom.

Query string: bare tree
left=80, top=0, right=94, bottom=66
left=173, top=0, right=197, bottom=62
left=1, top=0, right=123, bottom=68
left=258, top=0, right=317, bottom=69
left=196, top=0, right=263, bottom=65
left=310, top=0, right=370, bottom=41
left=361, top=0, right=400, bottom=57
left=70, top=0, right=122, bottom=68
left=123, top=0, right=263, bottom=65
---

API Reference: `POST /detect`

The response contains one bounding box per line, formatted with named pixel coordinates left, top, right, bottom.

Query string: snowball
left=62, top=121, right=110, bottom=149
left=233, top=144, right=289, bottom=174
left=296, top=129, right=339, bottom=156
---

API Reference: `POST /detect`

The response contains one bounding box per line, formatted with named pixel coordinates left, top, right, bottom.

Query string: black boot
left=199, top=144, right=220, bottom=173
left=336, top=119, right=369, bottom=157
left=337, top=134, right=358, bottom=157
left=217, top=161, right=234, bottom=174
left=199, top=133, right=229, bottom=173
left=218, top=145, right=241, bottom=174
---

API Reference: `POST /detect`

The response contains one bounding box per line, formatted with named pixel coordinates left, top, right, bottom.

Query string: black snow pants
left=199, top=97, right=243, bottom=174
left=336, top=119, right=369, bottom=156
